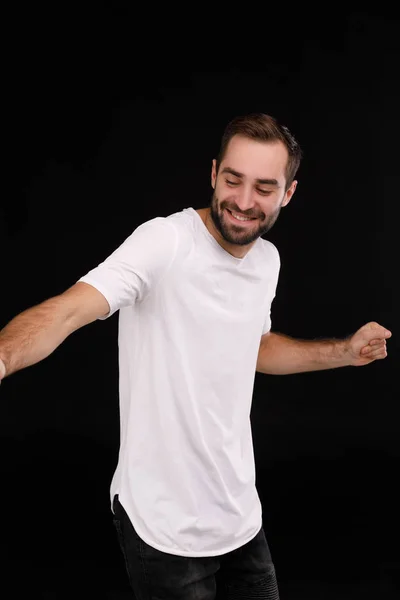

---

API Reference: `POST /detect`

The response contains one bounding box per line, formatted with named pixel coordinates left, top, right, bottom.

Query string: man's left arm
left=256, top=321, right=392, bottom=375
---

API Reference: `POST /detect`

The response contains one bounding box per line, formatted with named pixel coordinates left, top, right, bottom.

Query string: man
left=0, top=113, right=392, bottom=599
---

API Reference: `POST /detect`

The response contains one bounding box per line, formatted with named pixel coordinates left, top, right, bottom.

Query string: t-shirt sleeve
left=77, top=217, right=178, bottom=320
left=261, top=244, right=281, bottom=335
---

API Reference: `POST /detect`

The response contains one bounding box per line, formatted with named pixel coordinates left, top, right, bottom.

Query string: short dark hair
left=215, top=113, right=302, bottom=190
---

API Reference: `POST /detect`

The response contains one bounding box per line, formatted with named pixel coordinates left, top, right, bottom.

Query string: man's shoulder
left=258, top=238, right=280, bottom=263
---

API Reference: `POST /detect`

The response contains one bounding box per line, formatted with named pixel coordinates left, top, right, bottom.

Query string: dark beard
left=209, top=191, right=282, bottom=246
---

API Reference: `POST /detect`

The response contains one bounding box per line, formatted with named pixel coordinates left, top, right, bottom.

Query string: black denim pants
left=112, top=494, right=280, bottom=599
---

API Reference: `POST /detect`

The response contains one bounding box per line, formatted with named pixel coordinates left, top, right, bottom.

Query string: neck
left=196, top=207, right=255, bottom=259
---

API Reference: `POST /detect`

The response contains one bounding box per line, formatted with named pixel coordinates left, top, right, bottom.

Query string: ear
left=211, top=159, right=217, bottom=189
left=282, top=180, right=297, bottom=207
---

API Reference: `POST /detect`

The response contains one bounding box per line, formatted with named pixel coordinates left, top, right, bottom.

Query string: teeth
left=230, top=211, right=252, bottom=221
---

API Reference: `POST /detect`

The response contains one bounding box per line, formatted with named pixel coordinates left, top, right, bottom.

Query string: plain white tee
left=78, top=207, right=281, bottom=557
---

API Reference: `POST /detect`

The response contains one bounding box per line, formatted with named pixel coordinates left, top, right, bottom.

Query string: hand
left=346, top=321, right=392, bottom=367
left=0, top=357, right=6, bottom=384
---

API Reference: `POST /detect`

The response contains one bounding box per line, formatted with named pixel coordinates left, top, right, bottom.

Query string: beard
left=209, top=191, right=283, bottom=246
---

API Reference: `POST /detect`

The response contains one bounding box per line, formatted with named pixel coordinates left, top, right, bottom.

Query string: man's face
left=210, top=135, right=297, bottom=247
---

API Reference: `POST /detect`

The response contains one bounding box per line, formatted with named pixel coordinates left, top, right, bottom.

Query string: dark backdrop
left=1, top=7, right=399, bottom=599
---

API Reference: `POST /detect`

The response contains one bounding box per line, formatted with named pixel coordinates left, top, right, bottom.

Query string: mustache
left=221, top=204, right=261, bottom=219
left=212, top=193, right=263, bottom=220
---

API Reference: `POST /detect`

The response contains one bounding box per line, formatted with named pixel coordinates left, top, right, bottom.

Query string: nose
left=234, top=186, right=256, bottom=214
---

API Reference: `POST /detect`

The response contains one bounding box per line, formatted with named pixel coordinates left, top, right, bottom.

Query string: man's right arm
left=0, top=282, right=110, bottom=382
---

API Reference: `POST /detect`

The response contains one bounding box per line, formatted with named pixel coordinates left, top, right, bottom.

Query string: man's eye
left=226, top=179, right=239, bottom=186
left=258, top=189, right=272, bottom=196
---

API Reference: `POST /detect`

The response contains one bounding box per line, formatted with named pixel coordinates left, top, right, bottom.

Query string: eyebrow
left=221, top=167, right=280, bottom=187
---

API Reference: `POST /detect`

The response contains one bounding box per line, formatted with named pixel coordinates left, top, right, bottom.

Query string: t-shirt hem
left=118, top=495, right=263, bottom=557
left=135, top=521, right=263, bottom=558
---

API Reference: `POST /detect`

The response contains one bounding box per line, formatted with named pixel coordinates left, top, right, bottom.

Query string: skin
left=196, top=134, right=297, bottom=259
left=196, top=134, right=392, bottom=366
left=0, top=135, right=392, bottom=384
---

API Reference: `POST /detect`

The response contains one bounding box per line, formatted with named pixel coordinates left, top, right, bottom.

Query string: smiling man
left=199, top=127, right=297, bottom=255
left=0, top=113, right=391, bottom=600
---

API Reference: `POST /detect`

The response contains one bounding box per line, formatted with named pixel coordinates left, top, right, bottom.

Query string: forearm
left=256, top=332, right=351, bottom=375
left=0, top=297, right=73, bottom=379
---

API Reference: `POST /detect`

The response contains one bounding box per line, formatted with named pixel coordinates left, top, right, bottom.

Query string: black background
left=1, top=6, right=399, bottom=599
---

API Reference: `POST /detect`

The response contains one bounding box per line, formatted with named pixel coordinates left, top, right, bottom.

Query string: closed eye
left=226, top=179, right=273, bottom=196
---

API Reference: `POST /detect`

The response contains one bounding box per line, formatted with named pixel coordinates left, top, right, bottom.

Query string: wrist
left=334, top=337, right=353, bottom=367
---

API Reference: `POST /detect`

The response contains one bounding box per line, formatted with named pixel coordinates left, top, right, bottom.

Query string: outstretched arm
left=256, top=321, right=392, bottom=375
left=0, top=282, right=109, bottom=382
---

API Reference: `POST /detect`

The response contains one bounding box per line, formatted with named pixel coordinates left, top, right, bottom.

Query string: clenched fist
left=0, top=357, right=6, bottom=384
left=347, top=322, right=392, bottom=367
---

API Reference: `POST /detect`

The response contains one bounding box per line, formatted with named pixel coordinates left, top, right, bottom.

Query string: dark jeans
left=112, top=494, right=280, bottom=599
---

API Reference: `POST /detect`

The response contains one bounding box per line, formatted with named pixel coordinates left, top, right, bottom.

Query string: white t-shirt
left=78, top=207, right=280, bottom=557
